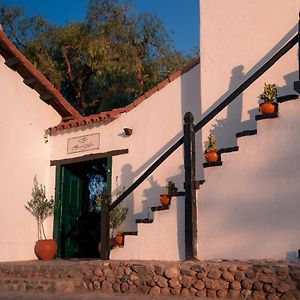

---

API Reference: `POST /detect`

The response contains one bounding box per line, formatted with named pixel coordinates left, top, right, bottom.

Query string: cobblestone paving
left=0, top=291, right=233, bottom=300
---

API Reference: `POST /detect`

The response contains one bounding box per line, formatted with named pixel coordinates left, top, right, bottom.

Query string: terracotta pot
left=160, top=194, right=171, bottom=206
left=34, top=239, right=57, bottom=260
left=205, top=151, right=219, bottom=162
left=259, top=102, right=276, bottom=114
left=115, top=234, right=123, bottom=247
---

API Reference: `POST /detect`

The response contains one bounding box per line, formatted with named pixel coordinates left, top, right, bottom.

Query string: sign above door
left=67, top=133, right=100, bottom=154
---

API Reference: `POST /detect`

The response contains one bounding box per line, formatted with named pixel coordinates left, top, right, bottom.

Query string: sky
left=0, top=0, right=199, bottom=54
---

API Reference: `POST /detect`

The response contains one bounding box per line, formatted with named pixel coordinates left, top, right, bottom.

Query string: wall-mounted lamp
left=123, top=128, right=133, bottom=136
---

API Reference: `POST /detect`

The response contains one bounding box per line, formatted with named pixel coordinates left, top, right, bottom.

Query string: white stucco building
left=0, top=0, right=299, bottom=262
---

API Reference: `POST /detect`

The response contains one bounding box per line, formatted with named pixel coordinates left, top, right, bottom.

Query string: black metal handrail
left=110, top=34, right=298, bottom=211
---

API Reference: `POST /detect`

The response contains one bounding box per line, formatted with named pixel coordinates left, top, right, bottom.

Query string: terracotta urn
left=34, top=239, right=57, bottom=260
left=160, top=194, right=171, bottom=206
left=115, top=234, right=124, bottom=247
left=205, top=151, right=219, bottom=162
left=259, top=102, right=276, bottom=114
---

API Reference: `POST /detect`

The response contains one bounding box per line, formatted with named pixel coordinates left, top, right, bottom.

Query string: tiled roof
left=0, top=28, right=81, bottom=119
left=48, top=58, right=200, bottom=135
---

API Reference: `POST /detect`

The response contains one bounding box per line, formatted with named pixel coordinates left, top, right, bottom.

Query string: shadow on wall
left=138, top=165, right=185, bottom=259
left=202, top=24, right=298, bottom=150
left=242, top=69, right=299, bottom=131
left=140, top=176, right=162, bottom=219
left=278, top=71, right=298, bottom=96
left=209, top=65, right=244, bottom=148
left=166, top=165, right=185, bottom=260
left=120, top=164, right=135, bottom=229
left=180, top=62, right=203, bottom=180
left=207, top=68, right=298, bottom=149
left=114, top=63, right=201, bottom=253
left=199, top=124, right=300, bottom=259
left=286, top=251, right=298, bottom=260
left=139, top=167, right=185, bottom=260
left=118, top=130, right=183, bottom=230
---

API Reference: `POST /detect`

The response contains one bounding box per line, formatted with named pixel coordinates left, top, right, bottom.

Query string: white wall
left=200, top=0, right=299, bottom=149
left=198, top=0, right=300, bottom=259
left=0, top=56, right=62, bottom=261
left=111, top=196, right=185, bottom=260
left=198, top=99, right=300, bottom=259
left=51, top=65, right=200, bottom=258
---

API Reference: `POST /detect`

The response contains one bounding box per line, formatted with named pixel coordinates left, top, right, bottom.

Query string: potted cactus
left=25, top=176, right=57, bottom=260
left=160, top=181, right=178, bottom=206
left=259, top=83, right=278, bottom=114
left=204, top=134, right=219, bottom=162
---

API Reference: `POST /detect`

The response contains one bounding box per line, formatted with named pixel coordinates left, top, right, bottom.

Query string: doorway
left=54, top=157, right=112, bottom=258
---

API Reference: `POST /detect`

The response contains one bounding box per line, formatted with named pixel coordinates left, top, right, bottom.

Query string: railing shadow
left=101, top=21, right=299, bottom=259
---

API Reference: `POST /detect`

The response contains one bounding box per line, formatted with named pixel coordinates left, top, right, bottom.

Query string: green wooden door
left=54, top=157, right=112, bottom=258
left=54, top=166, right=83, bottom=258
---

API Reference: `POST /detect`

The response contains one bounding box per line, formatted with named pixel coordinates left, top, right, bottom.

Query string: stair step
left=277, top=94, right=299, bottom=103
left=0, top=277, right=76, bottom=293
left=255, top=111, right=278, bottom=121
left=173, top=191, right=186, bottom=196
left=218, top=146, right=239, bottom=154
left=136, top=218, right=154, bottom=224
left=151, top=205, right=170, bottom=212
left=236, top=129, right=257, bottom=138
left=203, top=161, right=223, bottom=168
left=123, top=231, right=138, bottom=236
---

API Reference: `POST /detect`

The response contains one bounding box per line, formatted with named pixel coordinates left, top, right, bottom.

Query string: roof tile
left=145, top=86, right=159, bottom=98
left=157, top=78, right=170, bottom=90
left=133, top=94, right=146, bottom=107
left=168, top=70, right=183, bottom=82
left=0, top=29, right=81, bottom=119
left=125, top=103, right=135, bottom=112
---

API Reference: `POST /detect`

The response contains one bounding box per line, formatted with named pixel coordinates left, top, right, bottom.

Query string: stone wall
left=0, top=260, right=299, bottom=299
left=81, top=260, right=300, bottom=299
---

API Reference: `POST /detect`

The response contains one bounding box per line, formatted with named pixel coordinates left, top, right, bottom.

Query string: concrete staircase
left=110, top=196, right=185, bottom=260
left=111, top=94, right=300, bottom=261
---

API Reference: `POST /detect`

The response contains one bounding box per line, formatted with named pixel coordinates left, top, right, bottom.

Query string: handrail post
left=100, top=194, right=110, bottom=260
left=294, top=12, right=300, bottom=93
left=183, top=112, right=197, bottom=260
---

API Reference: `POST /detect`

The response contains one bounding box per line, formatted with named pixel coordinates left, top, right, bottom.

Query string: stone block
left=164, top=267, right=180, bottom=279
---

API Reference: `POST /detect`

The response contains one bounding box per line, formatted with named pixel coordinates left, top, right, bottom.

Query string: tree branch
left=61, top=42, right=84, bottom=106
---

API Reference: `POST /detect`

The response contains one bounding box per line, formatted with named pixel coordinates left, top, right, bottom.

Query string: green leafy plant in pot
left=204, top=134, right=219, bottom=162
left=160, top=180, right=178, bottom=206
left=96, top=176, right=128, bottom=249
left=259, top=83, right=278, bottom=114
left=25, top=176, right=57, bottom=260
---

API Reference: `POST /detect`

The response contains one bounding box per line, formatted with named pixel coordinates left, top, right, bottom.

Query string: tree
left=0, top=1, right=198, bottom=115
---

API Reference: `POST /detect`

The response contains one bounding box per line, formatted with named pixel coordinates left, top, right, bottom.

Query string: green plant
left=25, top=176, right=54, bottom=240
left=205, top=134, right=218, bottom=153
left=166, top=181, right=178, bottom=195
left=109, top=177, right=128, bottom=237
left=260, top=83, right=277, bottom=103
left=117, top=229, right=124, bottom=235
left=95, top=176, right=128, bottom=237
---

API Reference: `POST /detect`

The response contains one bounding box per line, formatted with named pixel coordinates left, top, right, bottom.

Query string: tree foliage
left=0, top=1, right=198, bottom=115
